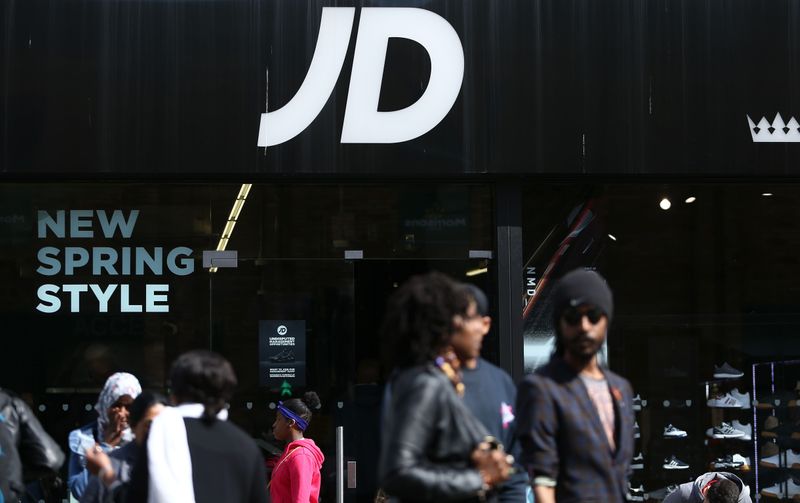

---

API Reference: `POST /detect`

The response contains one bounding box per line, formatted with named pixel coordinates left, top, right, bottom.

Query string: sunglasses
left=561, top=306, right=605, bottom=326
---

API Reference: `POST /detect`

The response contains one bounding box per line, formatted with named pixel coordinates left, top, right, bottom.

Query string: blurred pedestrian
left=82, top=391, right=168, bottom=503
left=67, top=372, right=141, bottom=500
left=663, top=472, right=751, bottom=503
left=269, top=392, right=325, bottom=503
left=0, top=387, right=65, bottom=502
left=516, top=269, right=635, bottom=503
left=127, top=350, right=267, bottom=503
left=379, top=272, right=511, bottom=503
left=458, top=284, right=530, bottom=503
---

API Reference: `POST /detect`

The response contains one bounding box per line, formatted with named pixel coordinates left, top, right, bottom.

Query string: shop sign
left=259, top=320, right=307, bottom=389
left=257, top=7, right=464, bottom=147
left=34, top=210, right=194, bottom=313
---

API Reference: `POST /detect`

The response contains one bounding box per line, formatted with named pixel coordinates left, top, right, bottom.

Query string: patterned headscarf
left=94, top=372, right=141, bottom=442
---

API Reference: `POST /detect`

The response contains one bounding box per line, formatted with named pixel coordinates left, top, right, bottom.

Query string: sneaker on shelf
left=711, top=421, right=745, bottom=439
left=762, top=416, right=780, bottom=438
left=762, top=441, right=780, bottom=458
left=714, top=362, right=744, bottom=379
left=787, top=477, right=800, bottom=498
left=632, top=394, right=645, bottom=411
left=634, top=421, right=641, bottom=439
left=648, top=485, right=679, bottom=501
left=707, top=392, right=742, bottom=408
left=761, top=480, right=785, bottom=499
left=786, top=449, right=800, bottom=469
left=731, top=453, right=751, bottom=470
left=731, top=420, right=752, bottom=440
left=627, top=484, right=646, bottom=502
left=663, top=424, right=688, bottom=438
left=760, top=451, right=781, bottom=468
left=756, top=391, right=797, bottom=409
left=631, top=452, right=644, bottom=469
left=710, top=454, right=746, bottom=470
left=786, top=477, right=800, bottom=501
left=729, top=388, right=751, bottom=408
left=663, top=455, right=689, bottom=470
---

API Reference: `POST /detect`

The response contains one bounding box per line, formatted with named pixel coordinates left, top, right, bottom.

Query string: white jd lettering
left=257, top=7, right=465, bottom=147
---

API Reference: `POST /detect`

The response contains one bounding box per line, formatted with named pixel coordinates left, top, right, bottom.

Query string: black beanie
left=552, top=269, right=614, bottom=324
left=462, top=284, right=489, bottom=316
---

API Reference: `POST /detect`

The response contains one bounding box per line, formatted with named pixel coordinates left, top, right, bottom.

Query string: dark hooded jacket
left=0, top=389, right=65, bottom=501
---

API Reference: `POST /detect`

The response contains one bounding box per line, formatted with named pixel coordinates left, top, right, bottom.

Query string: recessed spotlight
left=659, top=198, right=672, bottom=210
left=608, top=234, right=617, bottom=241
left=762, top=192, right=773, bottom=197
left=685, top=196, right=696, bottom=204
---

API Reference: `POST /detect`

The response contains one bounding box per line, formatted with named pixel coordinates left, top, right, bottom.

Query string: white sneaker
left=634, top=421, right=640, bottom=439
left=731, top=420, right=752, bottom=440
left=632, top=452, right=644, bottom=469
left=761, top=452, right=781, bottom=468
left=707, top=392, right=742, bottom=408
left=731, top=453, right=750, bottom=470
left=787, top=449, right=800, bottom=469
left=632, top=394, right=646, bottom=411
left=788, top=478, right=800, bottom=497
left=663, top=424, right=688, bottom=438
left=761, top=480, right=784, bottom=499
left=729, top=388, right=751, bottom=408
left=711, top=422, right=745, bottom=438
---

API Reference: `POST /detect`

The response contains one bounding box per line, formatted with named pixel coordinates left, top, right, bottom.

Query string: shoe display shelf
left=703, top=362, right=754, bottom=500
left=752, top=360, right=800, bottom=501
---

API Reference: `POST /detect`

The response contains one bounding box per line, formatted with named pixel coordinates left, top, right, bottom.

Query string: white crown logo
left=747, top=113, right=800, bottom=142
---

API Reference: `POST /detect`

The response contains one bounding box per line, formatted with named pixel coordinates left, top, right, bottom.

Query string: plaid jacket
left=515, top=357, right=635, bottom=503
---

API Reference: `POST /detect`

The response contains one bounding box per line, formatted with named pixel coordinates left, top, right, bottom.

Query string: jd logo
left=257, top=7, right=464, bottom=147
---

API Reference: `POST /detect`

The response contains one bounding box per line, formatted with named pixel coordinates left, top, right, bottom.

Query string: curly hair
left=381, top=272, right=471, bottom=369
left=281, top=391, right=321, bottom=425
left=168, top=350, right=237, bottom=423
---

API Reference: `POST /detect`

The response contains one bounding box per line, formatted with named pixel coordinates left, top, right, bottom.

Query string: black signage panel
left=3, top=0, right=800, bottom=175
left=258, top=320, right=307, bottom=391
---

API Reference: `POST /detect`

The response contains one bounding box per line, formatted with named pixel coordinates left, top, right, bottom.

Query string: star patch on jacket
left=501, top=402, right=515, bottom=429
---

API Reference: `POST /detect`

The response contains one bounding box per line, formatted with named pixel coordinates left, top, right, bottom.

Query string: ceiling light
left=210, top=183, right=252, bottom=273
left=685, top=196, right=696, bottom=203
left=762, top=192, right=773, bottom=197
left=659, top=198, right=671, bottom=210
left=607, top=234, right=617, bottom=241
left=465, top=267, right=488, bottom=277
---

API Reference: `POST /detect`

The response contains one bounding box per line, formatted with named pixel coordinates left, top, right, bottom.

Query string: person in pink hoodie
left=270, top=392, right=325, bottom=503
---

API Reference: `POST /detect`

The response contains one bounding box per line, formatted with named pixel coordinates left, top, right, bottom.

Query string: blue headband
left=277, top=402, right=309, bottom=431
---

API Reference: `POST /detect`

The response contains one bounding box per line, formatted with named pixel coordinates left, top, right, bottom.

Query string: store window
left=522, top=182, right=800, bottom=500
left=0, top=181, right=493, bottom=502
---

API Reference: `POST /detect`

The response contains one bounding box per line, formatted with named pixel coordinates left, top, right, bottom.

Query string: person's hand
left=85, top=444, right=115, bottom=485
left=470, top=442, right=512, bottom=488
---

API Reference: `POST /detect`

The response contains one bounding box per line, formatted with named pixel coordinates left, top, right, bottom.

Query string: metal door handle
left=347, top=461, right=357, bottom=489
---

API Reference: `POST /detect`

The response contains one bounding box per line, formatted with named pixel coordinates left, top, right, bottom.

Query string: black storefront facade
left=4, top=0, right=800, bottom=501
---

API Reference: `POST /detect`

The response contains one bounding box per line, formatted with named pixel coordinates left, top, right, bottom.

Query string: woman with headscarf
left=269, top=392, right=325, bottom=503
left=379, top=272, right=512, bottom=503
left=67, top=372, right=141, bottom=500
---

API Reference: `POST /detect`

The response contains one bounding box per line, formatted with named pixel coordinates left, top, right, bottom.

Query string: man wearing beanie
left=515, top=268, right=635, bottom=503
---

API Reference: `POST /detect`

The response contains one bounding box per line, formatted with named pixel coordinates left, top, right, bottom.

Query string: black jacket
left=0, top=389, right=65, bottom=501
left=379, top=364, right=491, bottom=503
left=127, top=417, right=268, bottom=503
left=516, top=357, right=635, bottom=503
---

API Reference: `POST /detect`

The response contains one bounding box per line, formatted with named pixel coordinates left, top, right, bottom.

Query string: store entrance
left=339, top=258, right=493, bottom=503
left=208, top=257, right=492, bottom=503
